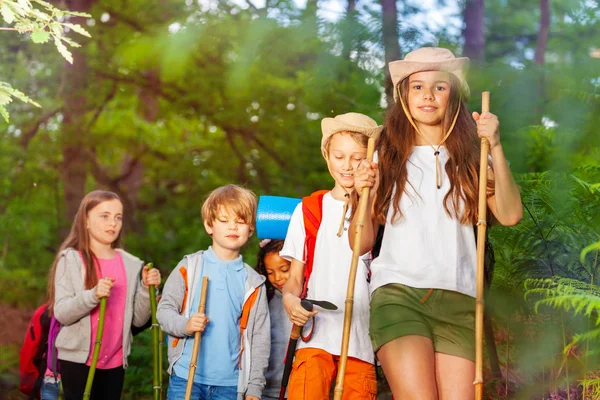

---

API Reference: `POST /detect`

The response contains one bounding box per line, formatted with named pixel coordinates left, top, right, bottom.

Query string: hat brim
left=389, top=58, right=470, bottom=100
left=321, top=118, right=383, bottom=139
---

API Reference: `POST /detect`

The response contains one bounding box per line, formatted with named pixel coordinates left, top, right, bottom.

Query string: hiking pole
left=83, top=297, right=107, bottom=400
left=279, top=299, right=315, bottom=400
left=474, top=91, right=490, bottom=400
left=333, top=137, right=376, bottom=400
left=148, top=263, right=161, bottom=400
left=184, top=276, right=209, bottom=400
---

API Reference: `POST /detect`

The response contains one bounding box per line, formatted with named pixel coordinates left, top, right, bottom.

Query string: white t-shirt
left=370, top=145, right=478, bottom=298
left=280, top=192, right=374, bottom=364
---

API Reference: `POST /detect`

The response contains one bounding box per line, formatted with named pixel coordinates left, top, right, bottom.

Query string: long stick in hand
left=279, top=300, right=315, bottom=400
left=474, top=92, right=490, bottom=400
left=184, top=276, right=209, bottom=400
left=148, top=263, right=161, bottom=400
left=83, top=297, right=107, bottom=400
left=333, top=137, right=376, bottom=400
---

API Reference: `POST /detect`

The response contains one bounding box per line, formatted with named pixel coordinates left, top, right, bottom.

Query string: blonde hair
left=322, top=130, right=369, bottom=159
left=201, top=184, right=257, bottom=229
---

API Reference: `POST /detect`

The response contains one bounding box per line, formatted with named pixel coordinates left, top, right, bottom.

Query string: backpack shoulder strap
left=300, top=190, right=328, bottom=298
left=302, top=190, right=328, bottom=238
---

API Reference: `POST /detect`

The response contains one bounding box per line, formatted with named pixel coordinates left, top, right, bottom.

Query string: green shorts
left=369, top=283, right=475, bottom=362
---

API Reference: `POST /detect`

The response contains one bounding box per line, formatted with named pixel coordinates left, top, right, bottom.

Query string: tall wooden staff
left=474, top=91, right=490, bottom=400
left=184, top=276, right=209, bottom=400
left=148, top=263, right=161, bottom=400
left=83, top=297, right=107, bottom=400
left=333, top=137, right=376, bottom=400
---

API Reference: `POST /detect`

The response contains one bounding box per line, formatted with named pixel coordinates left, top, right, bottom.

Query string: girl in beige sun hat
left=350, top=47, right=523, bottom=399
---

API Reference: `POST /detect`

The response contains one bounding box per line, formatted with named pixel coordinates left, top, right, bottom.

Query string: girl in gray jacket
left=47, top=190, right=161, bottom=400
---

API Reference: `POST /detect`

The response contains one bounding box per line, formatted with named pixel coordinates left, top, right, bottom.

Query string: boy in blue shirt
left=157, top=184, right=270, bottom=400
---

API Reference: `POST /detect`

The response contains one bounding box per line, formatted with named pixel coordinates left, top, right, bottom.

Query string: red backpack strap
left=300, top=190, right=328, bottom=298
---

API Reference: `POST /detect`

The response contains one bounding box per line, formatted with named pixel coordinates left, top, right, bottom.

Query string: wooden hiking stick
left=279, top=300, right=315, bottom=400
left=83, top=297, right=107, bottom=400
left=184, top=276, right=209, bottom=400
left=333, top=137, right=376, bottom=400
left=474, top=91, right=490, bottom=400
left=148, top=263, right=161, bottom=400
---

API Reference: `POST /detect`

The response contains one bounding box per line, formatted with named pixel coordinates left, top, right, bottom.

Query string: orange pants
left=287, top=348, right=377, bottom=400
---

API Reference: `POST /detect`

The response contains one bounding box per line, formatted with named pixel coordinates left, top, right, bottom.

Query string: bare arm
left=473, top=111, right=523, bottom=226
left=282, top=258, right=317, bottom=326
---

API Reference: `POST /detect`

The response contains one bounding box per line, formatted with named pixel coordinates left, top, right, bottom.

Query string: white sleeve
left=279, top=203, right=306, bottom=264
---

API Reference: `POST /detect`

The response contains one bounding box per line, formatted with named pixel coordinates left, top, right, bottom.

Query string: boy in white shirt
left=281, top=112, right=382, bottom=400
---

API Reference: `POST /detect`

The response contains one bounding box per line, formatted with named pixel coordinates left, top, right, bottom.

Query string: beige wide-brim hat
left=321, top=112, right=383, bottom=156
left=388, top=47, right=470, bottom=101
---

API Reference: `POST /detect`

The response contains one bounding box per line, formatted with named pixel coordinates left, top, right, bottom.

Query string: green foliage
left=0, top=81, right=40, bottom=122
left=1, top=0, right=91, bottom=121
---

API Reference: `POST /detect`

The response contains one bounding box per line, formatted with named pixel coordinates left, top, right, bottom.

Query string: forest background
left=1, top=0, right=600, bottom=398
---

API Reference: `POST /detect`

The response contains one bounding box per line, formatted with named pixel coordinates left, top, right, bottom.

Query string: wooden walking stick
left=474, top=91, right=490, bottom=400
left=83, top=297, right=107, bottom=400
left=279, top=299, right=314, bottom=400
left=148, top=263, right=161, bottom=400
left=184, top=276, right=209, bottom=400
left=333, top=137, right=376, bottom=400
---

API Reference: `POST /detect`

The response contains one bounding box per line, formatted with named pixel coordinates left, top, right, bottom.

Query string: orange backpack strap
left=301, top=190, right=328, bottom=298
left=238, top=287, right=260, bottom=368
left=171, top=266, right=189, bottom=348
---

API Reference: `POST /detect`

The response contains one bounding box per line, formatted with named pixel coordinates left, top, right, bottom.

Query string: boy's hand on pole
left=472, top=111, right=500, bottom=150
left=283, top=292, right=317, bottom=326
left=354, top=159, right=379, bottom=199
left=142, top=265, right=162, bottom=287
left=185, top=313, right=209, bottom=335
left=95, top=277, right=114, bottom=299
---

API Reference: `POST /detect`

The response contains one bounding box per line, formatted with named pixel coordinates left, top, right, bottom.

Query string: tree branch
left=99, top=6, right=147, bottom=32
left=19, top=107, right=63, bottom=149
left=86, top=81, right=118, bottom=130
left=224, top=131, right=248, bottom=182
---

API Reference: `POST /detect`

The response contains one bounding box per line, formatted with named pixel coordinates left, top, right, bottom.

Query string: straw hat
left=388, top=47, right=470, bottom=101
left=321, top=112, right=382, bottom=156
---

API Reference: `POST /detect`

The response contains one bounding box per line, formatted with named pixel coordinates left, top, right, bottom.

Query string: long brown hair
left=47, top=190, right=123, bottom=315
left=375, top=74, right=490, bottom=226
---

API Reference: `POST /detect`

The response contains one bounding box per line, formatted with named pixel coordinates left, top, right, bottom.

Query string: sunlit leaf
left=30, top=30, right=50, bottom=43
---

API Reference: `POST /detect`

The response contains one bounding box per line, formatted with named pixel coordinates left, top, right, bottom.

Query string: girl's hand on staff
left=354, top=159, right=379, bottom=199
left=472, top=111, right=500, bottom=150
left=283, top=293, right=317, bottom=326
left=142, top=265, right=161, bottom=287
left=95, top=277, right=114, bottom=299
left=245, top=396, right=260, bottom=400
left=185, top=313, right=209, bottom=335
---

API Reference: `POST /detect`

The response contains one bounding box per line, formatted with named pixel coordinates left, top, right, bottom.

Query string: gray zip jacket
left=157, top=250, right=270, bottom=399
left=53, top=248, right=151, bottom=368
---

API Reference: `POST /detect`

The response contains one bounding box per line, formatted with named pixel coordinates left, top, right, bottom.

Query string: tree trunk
left=61, top=0, right=95, bottom=227
left=462, top=0, right=485, bottom=62
left=120, top=70, right=160, bottom=232
left=532, top=0, right=550, bottom=126
left=341, top=0, right=357, bottom=62
left=381, top=0, right=402, bottom=108
left=534, top=0, right=550, bottom=65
